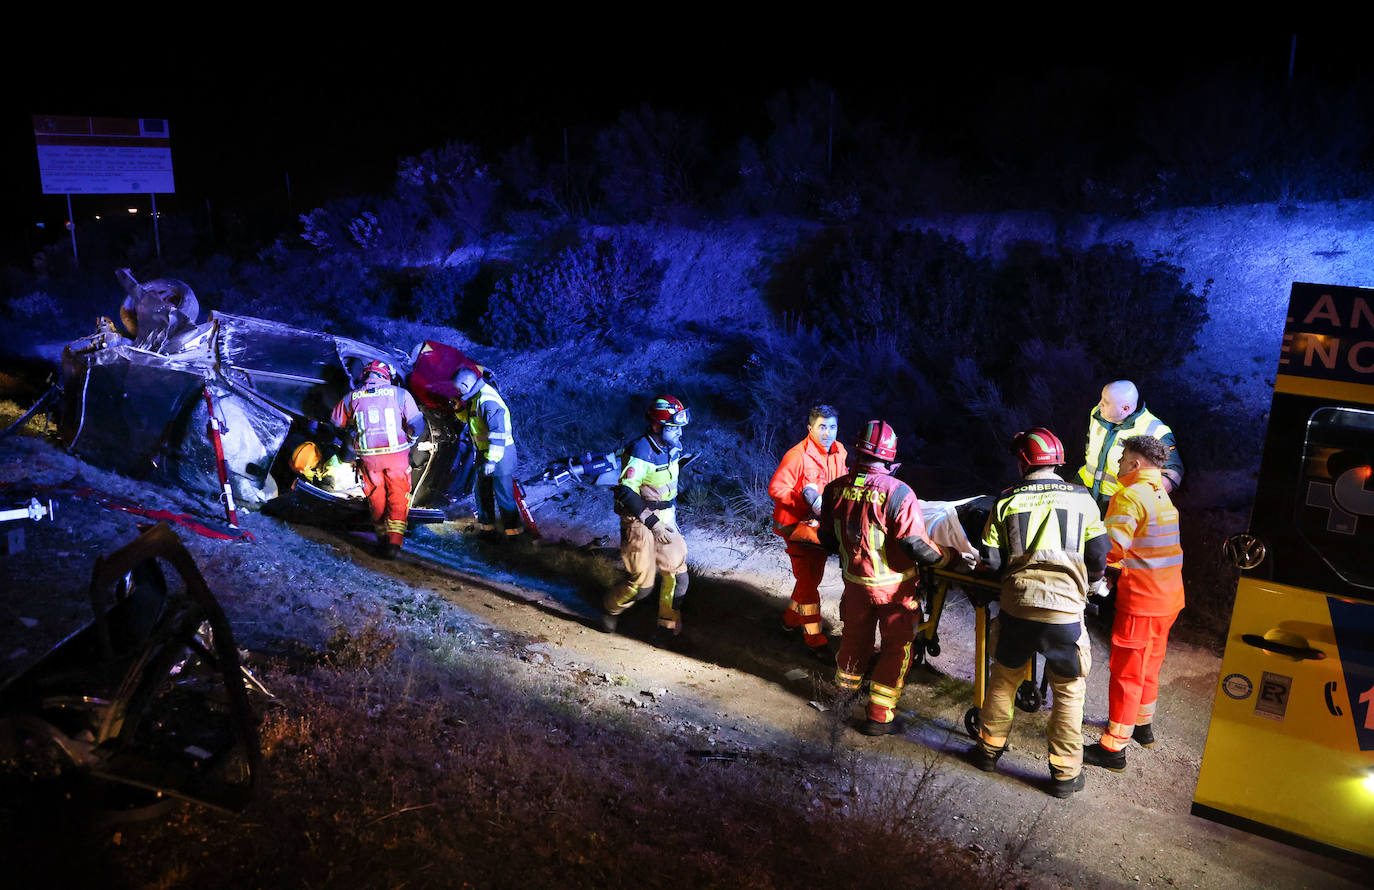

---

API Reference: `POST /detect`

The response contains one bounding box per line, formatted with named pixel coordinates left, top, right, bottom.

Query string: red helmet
left=855, top=420, right=898, bottom=462
left=646, top=394, right=689, bottom=427
left=1012, top=427, right=1065, bottom=467
left=360, top=359, right=392, bottom=383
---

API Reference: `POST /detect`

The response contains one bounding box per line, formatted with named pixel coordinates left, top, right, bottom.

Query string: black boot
left=967, top=744, right=1004, bottom=773
left=857, top=715, right=905, bottom=736
left=1083, top=742, right=1127, bottom=772
left=1132, top=723, right=1156, bottom=748
left=1048, top=772, right=1085, bottom=798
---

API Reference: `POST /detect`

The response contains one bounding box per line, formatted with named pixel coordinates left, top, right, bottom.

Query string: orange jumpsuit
left=332, top=374, right=425, bottom=548
left=1101, top=466, right=1184, bottom=752
left=769, top=435, right=848, bottom=647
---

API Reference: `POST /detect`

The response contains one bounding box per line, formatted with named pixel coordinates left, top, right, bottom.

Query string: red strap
left=2, top=482, right=254, bottom=542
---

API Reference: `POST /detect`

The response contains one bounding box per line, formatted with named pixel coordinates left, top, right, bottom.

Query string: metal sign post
left=65, top=193, right=78, bottom=265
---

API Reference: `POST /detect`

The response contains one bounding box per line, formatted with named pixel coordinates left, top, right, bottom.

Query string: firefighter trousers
left=833, top=584, right=920, bottom=724
left=782, top=543, right=829, bottom=646
left=1103, top=609, right=1179, bottom=751
left=359, top=451, right=412, bottom=546
left=605, top=509, right=688, bottom=631
left=978, top=613, right=1091, bottom=780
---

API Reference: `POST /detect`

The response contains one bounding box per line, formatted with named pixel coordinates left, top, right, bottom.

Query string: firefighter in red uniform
left=819, top=420, right=955, bottom=735
left=1083, top=435, right=1185, bottom=771
left=331, top=360, right=428, bottom=559
left=770, top=404, right=847, bottom=662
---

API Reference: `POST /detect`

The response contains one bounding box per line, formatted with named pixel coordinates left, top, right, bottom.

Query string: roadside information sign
left=33, top=115, right=175, bottom=195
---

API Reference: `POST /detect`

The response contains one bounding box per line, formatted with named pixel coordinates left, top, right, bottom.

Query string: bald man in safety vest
left=1077, top=380, right=1183, bottom=515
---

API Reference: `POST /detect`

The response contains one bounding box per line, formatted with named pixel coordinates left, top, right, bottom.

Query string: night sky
left=2, top=27, right=1364, bottom=267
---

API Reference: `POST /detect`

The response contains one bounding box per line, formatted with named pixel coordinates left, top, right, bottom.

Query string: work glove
left=483, top=460, right=497, bottom=476
left=645, top=515, right=677, bottom=546
left=1086, top=575, right=1112, bottom=616
left=414, top=440, right=435, bottom=453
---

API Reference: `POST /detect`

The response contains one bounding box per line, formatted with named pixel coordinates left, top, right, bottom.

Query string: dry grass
left=1, top=621, right=1004, bottom=890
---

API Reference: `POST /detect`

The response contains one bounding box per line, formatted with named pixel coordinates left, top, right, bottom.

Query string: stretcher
left=917, top=565, right=1044, bottom=739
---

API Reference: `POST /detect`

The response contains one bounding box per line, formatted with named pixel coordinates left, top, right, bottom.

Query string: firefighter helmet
left=855, top=420, right=898, bottom=462
left=359, top=359, right=392, bottom=384
left=1012, top=427, right=1065, bottom=467
left=646, top=395, right=690, bottom=427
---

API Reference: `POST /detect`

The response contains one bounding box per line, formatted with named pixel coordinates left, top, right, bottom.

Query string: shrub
left=412, top=264, right=481, bottom=326
left=994, top=240, right=1210, bottom=381
left=481, top=234, right=665, bottom=347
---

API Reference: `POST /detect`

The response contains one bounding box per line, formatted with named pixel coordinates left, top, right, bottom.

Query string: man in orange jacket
left=769, top=405, right=847, bottom=662
left=1083, top=435, right=1185, bottom=770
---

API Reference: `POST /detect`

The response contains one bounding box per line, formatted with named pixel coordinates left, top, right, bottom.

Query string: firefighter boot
left=1132, top=723, right=1156, bottom=748
left=1082, top=742, right=1127, bottom=772
left=601, top=583, right=651, bottom=633
left=858, top=715, right=905, bottom=736
left=1048, top=772, right=1086, bottom=799
left=967, top=744, right=1005, bottom=773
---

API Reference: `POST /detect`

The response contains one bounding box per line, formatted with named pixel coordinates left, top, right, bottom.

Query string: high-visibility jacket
left=1077, top=403, right=1182, bottom=505
left=456, top=383, right=514, bottom=461
left=1104, top=466, right=1184, bottom=616
left=614, top=433, right=680, bottom=516
left=769, top=435, right=848, bottom=540
left=981, top=478, right=1109, bottom=617
left=332, top=376, right=425, bottom=457
left=818, top=464, right=941, bottom=603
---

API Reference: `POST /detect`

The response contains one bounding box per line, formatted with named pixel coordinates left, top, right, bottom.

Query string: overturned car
left=56, top=270, right=481, bottom=528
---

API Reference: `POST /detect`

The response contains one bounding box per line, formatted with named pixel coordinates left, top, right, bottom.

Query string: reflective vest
left=983, top=479, right=1108, bottom=615
left=769, top=435, right=848, bottom=538
left=459, top=384, right=515, bottom=459
left=1104, top=467, right=1185, bottom=616
left=334, top=383, right=419, bottom=457
left=1077, top=405, right=1178, bottom=505
left=619, top=434, right=679, bottom=506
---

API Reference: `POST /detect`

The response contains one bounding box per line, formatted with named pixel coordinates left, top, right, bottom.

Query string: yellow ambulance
left=1193, top=282, right=1374, bottom=864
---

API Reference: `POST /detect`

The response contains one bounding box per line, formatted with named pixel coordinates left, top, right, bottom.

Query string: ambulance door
left=1192, top=282, right=1374, bottom=864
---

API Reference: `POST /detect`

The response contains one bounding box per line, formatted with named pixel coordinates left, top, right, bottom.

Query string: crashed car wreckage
left=0, top=523, right=261, bottom=816
left=54, top=269, right=482, bottom=529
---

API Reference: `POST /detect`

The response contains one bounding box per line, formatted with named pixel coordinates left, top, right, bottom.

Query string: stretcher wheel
left=964, top=706, right=980, bottom=739
left=1015, top=680, right=1042, bottom=712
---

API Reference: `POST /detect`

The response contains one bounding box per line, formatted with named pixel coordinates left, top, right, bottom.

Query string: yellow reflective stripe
left=835, top=669, right=863, bottom=691
left=1137, top=701, right=1157, bottom=721
left=841, top=566, right=916, bottom=586
left=869, top=682, right=901, bottom=709
left=794, top=602, right=821, bottom=616
left=980, top=729, right=1008, bottom=749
